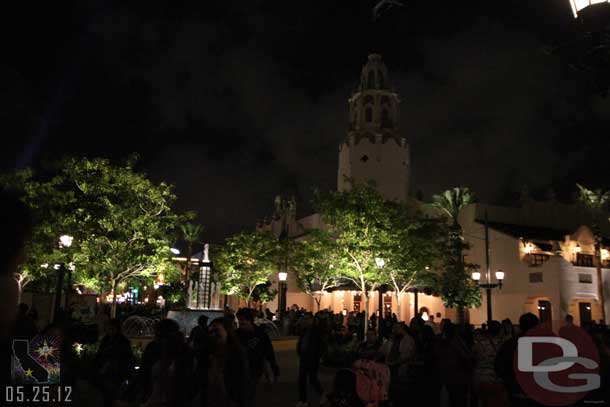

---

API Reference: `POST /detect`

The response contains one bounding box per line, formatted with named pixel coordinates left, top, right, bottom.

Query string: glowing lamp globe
left=278, top=272, right=288, bottom=282
left=569, top=0, right=610, bottom=18
left=59, top=235, right=73, bottom=248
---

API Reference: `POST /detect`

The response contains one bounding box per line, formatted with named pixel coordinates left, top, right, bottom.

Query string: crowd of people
left=298, top=312, right=610, bottom=407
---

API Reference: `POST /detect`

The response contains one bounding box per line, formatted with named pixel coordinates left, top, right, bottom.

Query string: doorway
left=538, top=300, right=552, bottom=324
left=579, top=302, right=592, bottom=325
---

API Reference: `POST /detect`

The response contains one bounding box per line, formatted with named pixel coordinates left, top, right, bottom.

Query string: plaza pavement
left=255, top=338, right=335, bottom=407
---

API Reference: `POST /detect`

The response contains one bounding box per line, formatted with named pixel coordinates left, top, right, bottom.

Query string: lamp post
left=53, top=235, right=73, bottom=323
left=278, top=271, right=288, bottom=321
left=375, top=258, right=385, bottom=335
left=471, top=212, right=505, bottom=322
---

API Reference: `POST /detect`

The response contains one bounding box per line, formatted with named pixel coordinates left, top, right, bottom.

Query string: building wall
left=337, top=136, right=410, bottom=202
left=460, top=203, right=610, bottom=329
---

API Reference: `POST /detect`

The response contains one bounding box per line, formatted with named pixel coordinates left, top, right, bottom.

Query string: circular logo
left=514, top=324, right=600, bottom=406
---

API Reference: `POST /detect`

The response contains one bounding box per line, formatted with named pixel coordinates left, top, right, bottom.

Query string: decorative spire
left=348, top=54, right=400, bottom=140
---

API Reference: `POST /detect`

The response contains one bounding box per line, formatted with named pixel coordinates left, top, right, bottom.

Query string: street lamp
left=472, top=211, right=507, bottom=323
left=472, top=268, right=505, bottom=322
left=278, top=271, right=288, bottom=321
left=53, top=234, right=73, bottom=323
left=170, top=247, right=180, bottom=255
left=569, top=0, right=610, bottom=18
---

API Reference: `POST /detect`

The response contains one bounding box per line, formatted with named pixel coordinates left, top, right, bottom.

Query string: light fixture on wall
left=495, top=270, right=505, bottom=289
left=574, top=243, right=582, bottom=253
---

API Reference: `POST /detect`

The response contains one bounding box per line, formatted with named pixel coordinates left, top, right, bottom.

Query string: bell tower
left=337, top=54, right=410, bottom=202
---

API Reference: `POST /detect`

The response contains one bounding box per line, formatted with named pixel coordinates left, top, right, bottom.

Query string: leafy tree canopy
left=1, top=156, right=187, bottom=316
left=215, top=230, right=279, bottom=304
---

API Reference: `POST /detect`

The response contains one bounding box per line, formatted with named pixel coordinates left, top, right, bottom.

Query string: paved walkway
left=255, top=338, right=335, bottom=407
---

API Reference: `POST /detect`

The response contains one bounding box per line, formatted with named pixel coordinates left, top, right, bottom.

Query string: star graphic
left=24, top=368, right=33, bottom=377
left=35, top=341, right=57, bottom=360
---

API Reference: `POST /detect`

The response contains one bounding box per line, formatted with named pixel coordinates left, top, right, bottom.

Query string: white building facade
left=257, top=54, right=610, bottom=330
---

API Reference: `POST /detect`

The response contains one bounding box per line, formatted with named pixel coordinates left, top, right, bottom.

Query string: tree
left=577, top=183, right=610, bottom=323
left=2, top=157, right=185, bottom=317
left=314, top=183, right=405, bottom=332
left=251, top=281, right=278, bottom=307
left=0, top=168, right=82, bottom=300
left=384, top=215, right=445, bottom=321
left=215, top=231, right=279, bottom=306
left=291, top=230, right=342, bottom=311
left=429, top=187, right=480, bottom=323
left=61, top=157, right=184, bottom=317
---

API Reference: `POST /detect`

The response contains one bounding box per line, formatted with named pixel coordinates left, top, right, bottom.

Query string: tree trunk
left=457, top=306, right=465, bottom=325
left=394, top=292, right=401, bottom=322
left=363, top=293, right=369, bottom=334
left=111, top=279, right=117, bottom=319
left=315, top=296, right=321, bottom=312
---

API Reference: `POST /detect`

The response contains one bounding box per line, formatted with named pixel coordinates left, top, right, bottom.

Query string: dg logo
left=514, top=324, right=601, bottom=406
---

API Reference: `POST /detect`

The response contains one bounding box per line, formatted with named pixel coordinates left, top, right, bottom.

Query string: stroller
left=352, top=359, right=391, bottom=407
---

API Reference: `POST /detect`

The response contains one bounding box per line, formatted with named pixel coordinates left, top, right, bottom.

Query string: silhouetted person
left=206, top=317, right=251, bottom=407
left=559, top=314, right=575, bottom=338
left=131, top=318, right=195, bottom=407
left=0, top=190, right=30, bottom=387
left=13, top=303, right=37, bottom=340
left=320, top=369, right=364, bottom=407
left=95, top=318, right=135, bottom=407
left=189, top=314, right=210, bottom=353
left=236, top=308, right=279, bottom=392
left=474, top=320, right=507, bottom=407
left=495, top=312, right=540, bottom=407
left=357, top=329, right=383, bottom=360
left=436, top=322, right=475, bottom=407
left=297, top=313, right=324, bottom=406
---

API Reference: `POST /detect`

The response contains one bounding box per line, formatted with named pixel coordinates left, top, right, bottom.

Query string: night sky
left=3, top=0, right=610, bottom=241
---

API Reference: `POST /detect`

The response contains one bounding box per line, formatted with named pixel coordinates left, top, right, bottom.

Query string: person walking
left=206, top=317, right=251, bottom=407
left=474, top=320, right=508, bottom=407
left=236, top=308, right=280, bottom=403
left=95, top=318, right=135, bottom=407
left=296, top=313, right=325, bottom=407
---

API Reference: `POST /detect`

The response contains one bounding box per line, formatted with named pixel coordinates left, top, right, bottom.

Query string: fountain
left=167, top=244, right=226, bottom=335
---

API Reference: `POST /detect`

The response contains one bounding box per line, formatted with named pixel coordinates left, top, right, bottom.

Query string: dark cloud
left=3, top=0, right=610, bottom=241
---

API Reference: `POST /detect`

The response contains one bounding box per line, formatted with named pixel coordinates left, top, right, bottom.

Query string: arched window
left=381, top=96, right=390, bottom=105
left=367, top=70, right=375, bottom=89
left=365, top=107, right=372, bottom=122
left=364, top=95, right=374, bottom=104
left=381, top=109, right=392, bottom=128
left=378, top=70, right=385, bottom=88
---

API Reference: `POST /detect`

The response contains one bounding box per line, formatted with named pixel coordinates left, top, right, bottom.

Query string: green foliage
left=0, top=157, right=187, bottom=315
left=251, top=281, right=278, bottom=304
left=576, top=183, right=610, bottom=235
left=314, top=184, right=397, bottom=291
left=428, top=187, right=481, bottom=314
left=290, top=230, right=342, bottom=308
left=430, top=187, right=475, bottom=225
left=313, top=183, right=442, bottom=325
left=0, top=168, right=79, bottom=290
left=215, top=231, right=279, bottom=304
left=385, top=215, right=446, bottom=297
left=577, top=183, right=610, bottom=212
left=434, top=227, right=482, bottom=309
